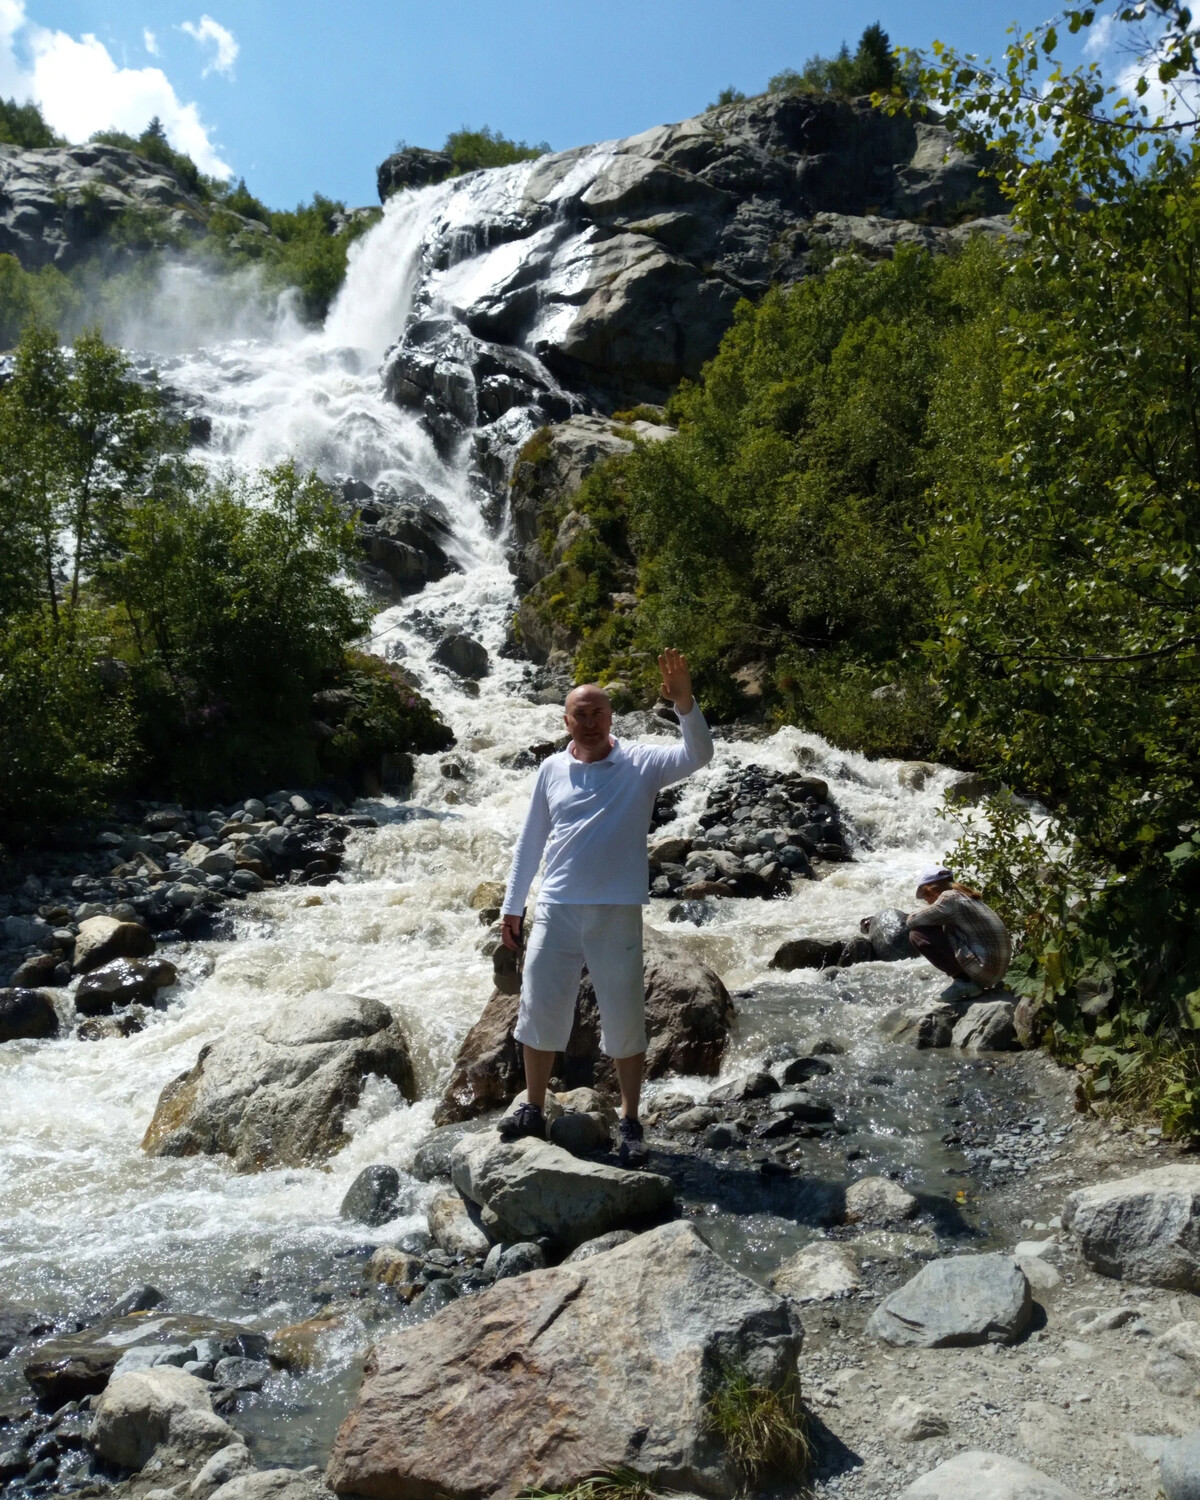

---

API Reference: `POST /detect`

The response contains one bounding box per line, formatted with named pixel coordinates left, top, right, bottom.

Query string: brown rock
left=469, top=881, right=506, bottom=911
left=326, top=1221, right=801, bottom=1499
left=0, top=988, right=59, bottom=1042
left=73, top=915, right=154, bottom=974
left=269, top=1315, right=346, bottom=1373
left=435, top=929, right=734, bottom=1124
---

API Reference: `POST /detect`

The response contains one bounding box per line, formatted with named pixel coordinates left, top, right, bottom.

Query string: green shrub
left=443, top=126, right=549, bottom=173
left=0, top=255, right=80, bottom=349
left=319, top=651, right=454, bottom=791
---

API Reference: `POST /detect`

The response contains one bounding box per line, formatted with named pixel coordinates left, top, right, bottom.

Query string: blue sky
left=0, top=3, right=1068, bottom=208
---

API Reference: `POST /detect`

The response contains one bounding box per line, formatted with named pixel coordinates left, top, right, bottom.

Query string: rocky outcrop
left=1062, top=1165, right=1200, bottom=1289
left=434, top=926, right=733, bottom=1124
left=376, top=147, right=454, bottom=200
left=867, top=1253, right=1032, bottom=1348
left=326, top=1221, right=802, bottom=1499
left=450, top=1133, right=675, bottom=1249
left=376, top=94, right=1007, bottom=490
left=142, top=992, right=416, bottom=1171
left=347, top=483, right=460, bottom=598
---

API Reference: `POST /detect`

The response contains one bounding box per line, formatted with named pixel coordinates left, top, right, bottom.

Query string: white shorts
left=516, top=902, right=647, bottom=1059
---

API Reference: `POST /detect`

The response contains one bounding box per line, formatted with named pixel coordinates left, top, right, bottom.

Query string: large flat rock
left=900, top=1450, right=1083, bottom=1498
left=326, top=1220, right=801, bottom=1499
left=142, top=993, right=415, bottom=1171
left=867, top=1253, right=1032, bottom=1348
left=451, top=1133, right=674, bottom=1250
left=1063, top=1165, right=1200, bottom=1289
left=435, top=927, right=733, bottom=1124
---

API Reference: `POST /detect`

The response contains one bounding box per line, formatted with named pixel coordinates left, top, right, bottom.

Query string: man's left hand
left=658, top=647, right=694, bottom=715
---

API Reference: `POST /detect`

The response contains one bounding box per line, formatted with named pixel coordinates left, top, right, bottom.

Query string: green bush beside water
left=0, top=324, right=450, bottom=842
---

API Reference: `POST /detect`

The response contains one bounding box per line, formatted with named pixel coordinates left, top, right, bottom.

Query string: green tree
left=442, top=126, right=549, bottom=173
left=0, top=96, right=63, bottom=148
left=770, top=24, right=904, bottom=98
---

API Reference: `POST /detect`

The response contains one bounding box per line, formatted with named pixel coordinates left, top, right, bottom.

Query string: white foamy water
left=0, top=170, right=1007, bottom=1452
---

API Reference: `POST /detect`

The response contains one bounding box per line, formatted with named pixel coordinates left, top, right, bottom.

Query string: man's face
left=564, top=687, right=613, bottom=751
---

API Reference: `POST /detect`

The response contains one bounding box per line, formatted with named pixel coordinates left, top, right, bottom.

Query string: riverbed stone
left=886, top=1395, right=950, bottom=1441
left=952, top=999, right=1019, bottom=1052
left=188, top=1442, right=256, bottom=1499
left=427, top=1189, right=491, bottom=1257
left=899, top=1450, right=1083, bottom=1498
left=769, top=936, right=845, bottom=971
left=205, top=1471, right=331, bottom=1500
left=867, top=1253, right=1032, bottom=1347
left=1146, top=1322, right=1200, bottom=1396
left=212, top=1356, right=271, bottom=1391
left=142, top=992, right=415, bottom=1171
left=1062, top=1165, right=1200, bottom=1289
left=74, top=957, right=174, bottom=1016
left=844, top=1176, right=919, bottom=1226
left=451, top=1133, right=674, bottom=1251
left=771, top=1241, right=860, bottom=1302
left=708, top=1070, right=778, bottom=1104
left=0, top=987, right=59, bottom=1042
left=778, top=1054, right=833, bottom=1085
left=1161, top=1430, right=1200, bottom=1500
left=326, top=1220, right=801, bottom=1498
left=90, top=1366, right=239, bottom=1471
left=73, top=915, right=154, bottom=973
left=25, top=1314, right=267, bottom=1403
left=435, top=927, right=733, bottom=1123
left=432, top=632, right=490, bottom=678
left=339, top=1165, right=402, bottom=1226
left=561, top=1229, right=636, bottom=1263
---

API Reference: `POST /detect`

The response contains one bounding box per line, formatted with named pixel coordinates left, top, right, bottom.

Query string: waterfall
left=0, top=164, right=1007, bottom=1469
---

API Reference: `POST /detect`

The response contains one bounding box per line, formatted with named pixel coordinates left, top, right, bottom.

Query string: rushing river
left=0, top=172, right=1059, bottom=1469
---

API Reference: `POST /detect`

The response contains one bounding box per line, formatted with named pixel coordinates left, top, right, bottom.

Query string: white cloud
left=0, top=3, right=231, bottom=177
left=143, top=28, right=158, bottom=57
left=1083, top=14, right=1118, bottom=58
left=180, top=15, right=237, bottom=78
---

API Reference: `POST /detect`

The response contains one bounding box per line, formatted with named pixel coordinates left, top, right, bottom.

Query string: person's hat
left=916, top=864, right=953, bottom=895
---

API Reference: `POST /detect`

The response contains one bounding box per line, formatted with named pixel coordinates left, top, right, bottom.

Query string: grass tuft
left=705, top=1366, right=810, bottom=1487
left=521, top=1470, right=663, bottom=1500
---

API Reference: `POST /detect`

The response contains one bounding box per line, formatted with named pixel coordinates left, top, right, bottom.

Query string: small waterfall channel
left=0, top=169, right=1070, bottom=1470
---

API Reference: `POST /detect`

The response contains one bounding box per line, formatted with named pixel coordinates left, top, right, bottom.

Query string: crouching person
left=907, top=864, right=1012, bottom=1000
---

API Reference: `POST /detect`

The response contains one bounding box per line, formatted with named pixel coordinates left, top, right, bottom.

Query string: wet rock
left=666, top=1105, right=720, bottom=1133
left=769, top=936, right=845, bottom=971
left=74, top=957, right=174, bottom=1015
left=708, top=1070, right=778, bottom=1104
left=339, top=1165, right=402, bottom=1227
left=704, top=1122, right=738, bottom=1149
left=326, top=1221, right=800, bottom=1499
left=435, top=928, right=733, bottom=1123
left=778, top=1054, right=833, bottom=1086
left=1161, top=1430, right=1200, bottom=1500
left=8, top=951, right=70, bottom=987
left=839, top=934, right=875, bottom=967
left=773, top=1090, right=835, bottom=1124
left=863, top=907, right=912, bottom=962
left=212, top=1357, right=270, bottom=1391
left=561, top=1229, right=636, bottom=1263
left=412, top=1122, right=470, bottom=1180
left=899, top=1450, right=1082, bottom=1498
left=952, top=999, right=1019, bottom=1052
left=427, top=1189, right=491, bottom=1258
left=268, top=1316, right=346, bottom=1373
left=362, top=1247, right=425, bottom=1287
left=187, top=1441, right=256, bottom=1499
left=867, top=1253, right=1032, bottom=1348
left=886, top=1395, right=950, bottom=1441
left=0, top=1300, right=51, bottom=1357
left=26, top=1315, right=265, bottom=1403
left=73, top=915, right=154, bottom=974
left=884, top=998, right=962, bottom=1049
left=771, top=1241, right=860, bottom=1303
left=844, top=1176, right=919, bottom=1226
left=107, top=1284, right=164, bottom=1317
left=142, top=993, right=415, bottom=1172
left=433, top=632, right=490, bottom=679
left=1063, top=1165, right=1200, bottom=1289
left=451, top=1134, right=674, bottom=1251
left=0, top=987, right=59, bottom=1042
left=89, top=1367, right=239, bottom=1470
left=491, top=1242, right=548, bottom=1280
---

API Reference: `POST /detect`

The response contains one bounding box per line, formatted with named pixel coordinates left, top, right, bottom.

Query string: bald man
left=499, top=649, right=714, bottom=1165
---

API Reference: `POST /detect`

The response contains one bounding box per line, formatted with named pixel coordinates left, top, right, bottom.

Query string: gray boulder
left=867, top=907, right=912, bottom=962
left=377, top=146, right=454, bottom=200
left=326, top=1221, right=801, bottom=1498
left=74, top=957, right=175, bottom=1015
left=339, top=1165, right=402, bottom=1226
left=72, top=915, right=154, bottom=974
left=142, top=993, right=415, bottom=1171
left=769, top=936, right=845, bottom=971
left=708, top=1070, right=778, bottom=1104
left=899, top=1451, right=1082, bottom=1498
left=359, top=496, right=457, bottom=597
left=1062, top=1165, right=1200, bottom=1288
left=562, top=1229, right=636, bottom=1263
left=1145, top=1321, right=1200, bottom=1396
left=952, top=999, right=1019, bottom=1052
left=89, top=1367, right=239, bottom=1471
left=432, top=632, right=490, bottom=679
left=771, top=1241, right=860, bottom=1303
left=0, top=987, right=58, bottom=1042
left=208, top=1472, right=332, bottom=1500
left=844, top=1176, right=919, bottom=1225
left=867, top=1253, right=1032, bottom=1347
left=451, top=1133, right=674, bottom=1251
left=1162, top=1430, right=1200, bottom=1500
left=188, top=1442, right=256, bottom=1499
left=427, top=1188, right=491, bottom=1258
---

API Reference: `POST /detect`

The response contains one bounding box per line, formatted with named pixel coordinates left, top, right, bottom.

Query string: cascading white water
left=0, top=167, right=1018, bottom=1464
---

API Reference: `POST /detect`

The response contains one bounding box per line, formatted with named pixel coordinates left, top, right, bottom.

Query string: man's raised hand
left=658, top=647, right=694, bottom=715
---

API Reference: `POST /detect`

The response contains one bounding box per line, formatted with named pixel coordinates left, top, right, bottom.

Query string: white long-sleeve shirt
left=501, top=704, right=714, bottom=915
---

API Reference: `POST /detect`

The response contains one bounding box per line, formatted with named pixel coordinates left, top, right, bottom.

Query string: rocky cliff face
left=375, top=92, right=1007, bottom=499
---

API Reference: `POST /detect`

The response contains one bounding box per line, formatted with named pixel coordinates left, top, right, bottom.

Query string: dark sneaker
left=618, top=1115, right=648, bottom=1168
left=498, top=1102, right=546, bottom=1142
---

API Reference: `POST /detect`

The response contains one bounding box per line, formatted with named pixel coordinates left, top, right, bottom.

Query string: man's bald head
left=563, top=683, right=614, bottom=761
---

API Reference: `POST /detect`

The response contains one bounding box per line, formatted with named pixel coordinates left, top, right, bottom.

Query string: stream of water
left=0, top=171, right=1060, bottom=1469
